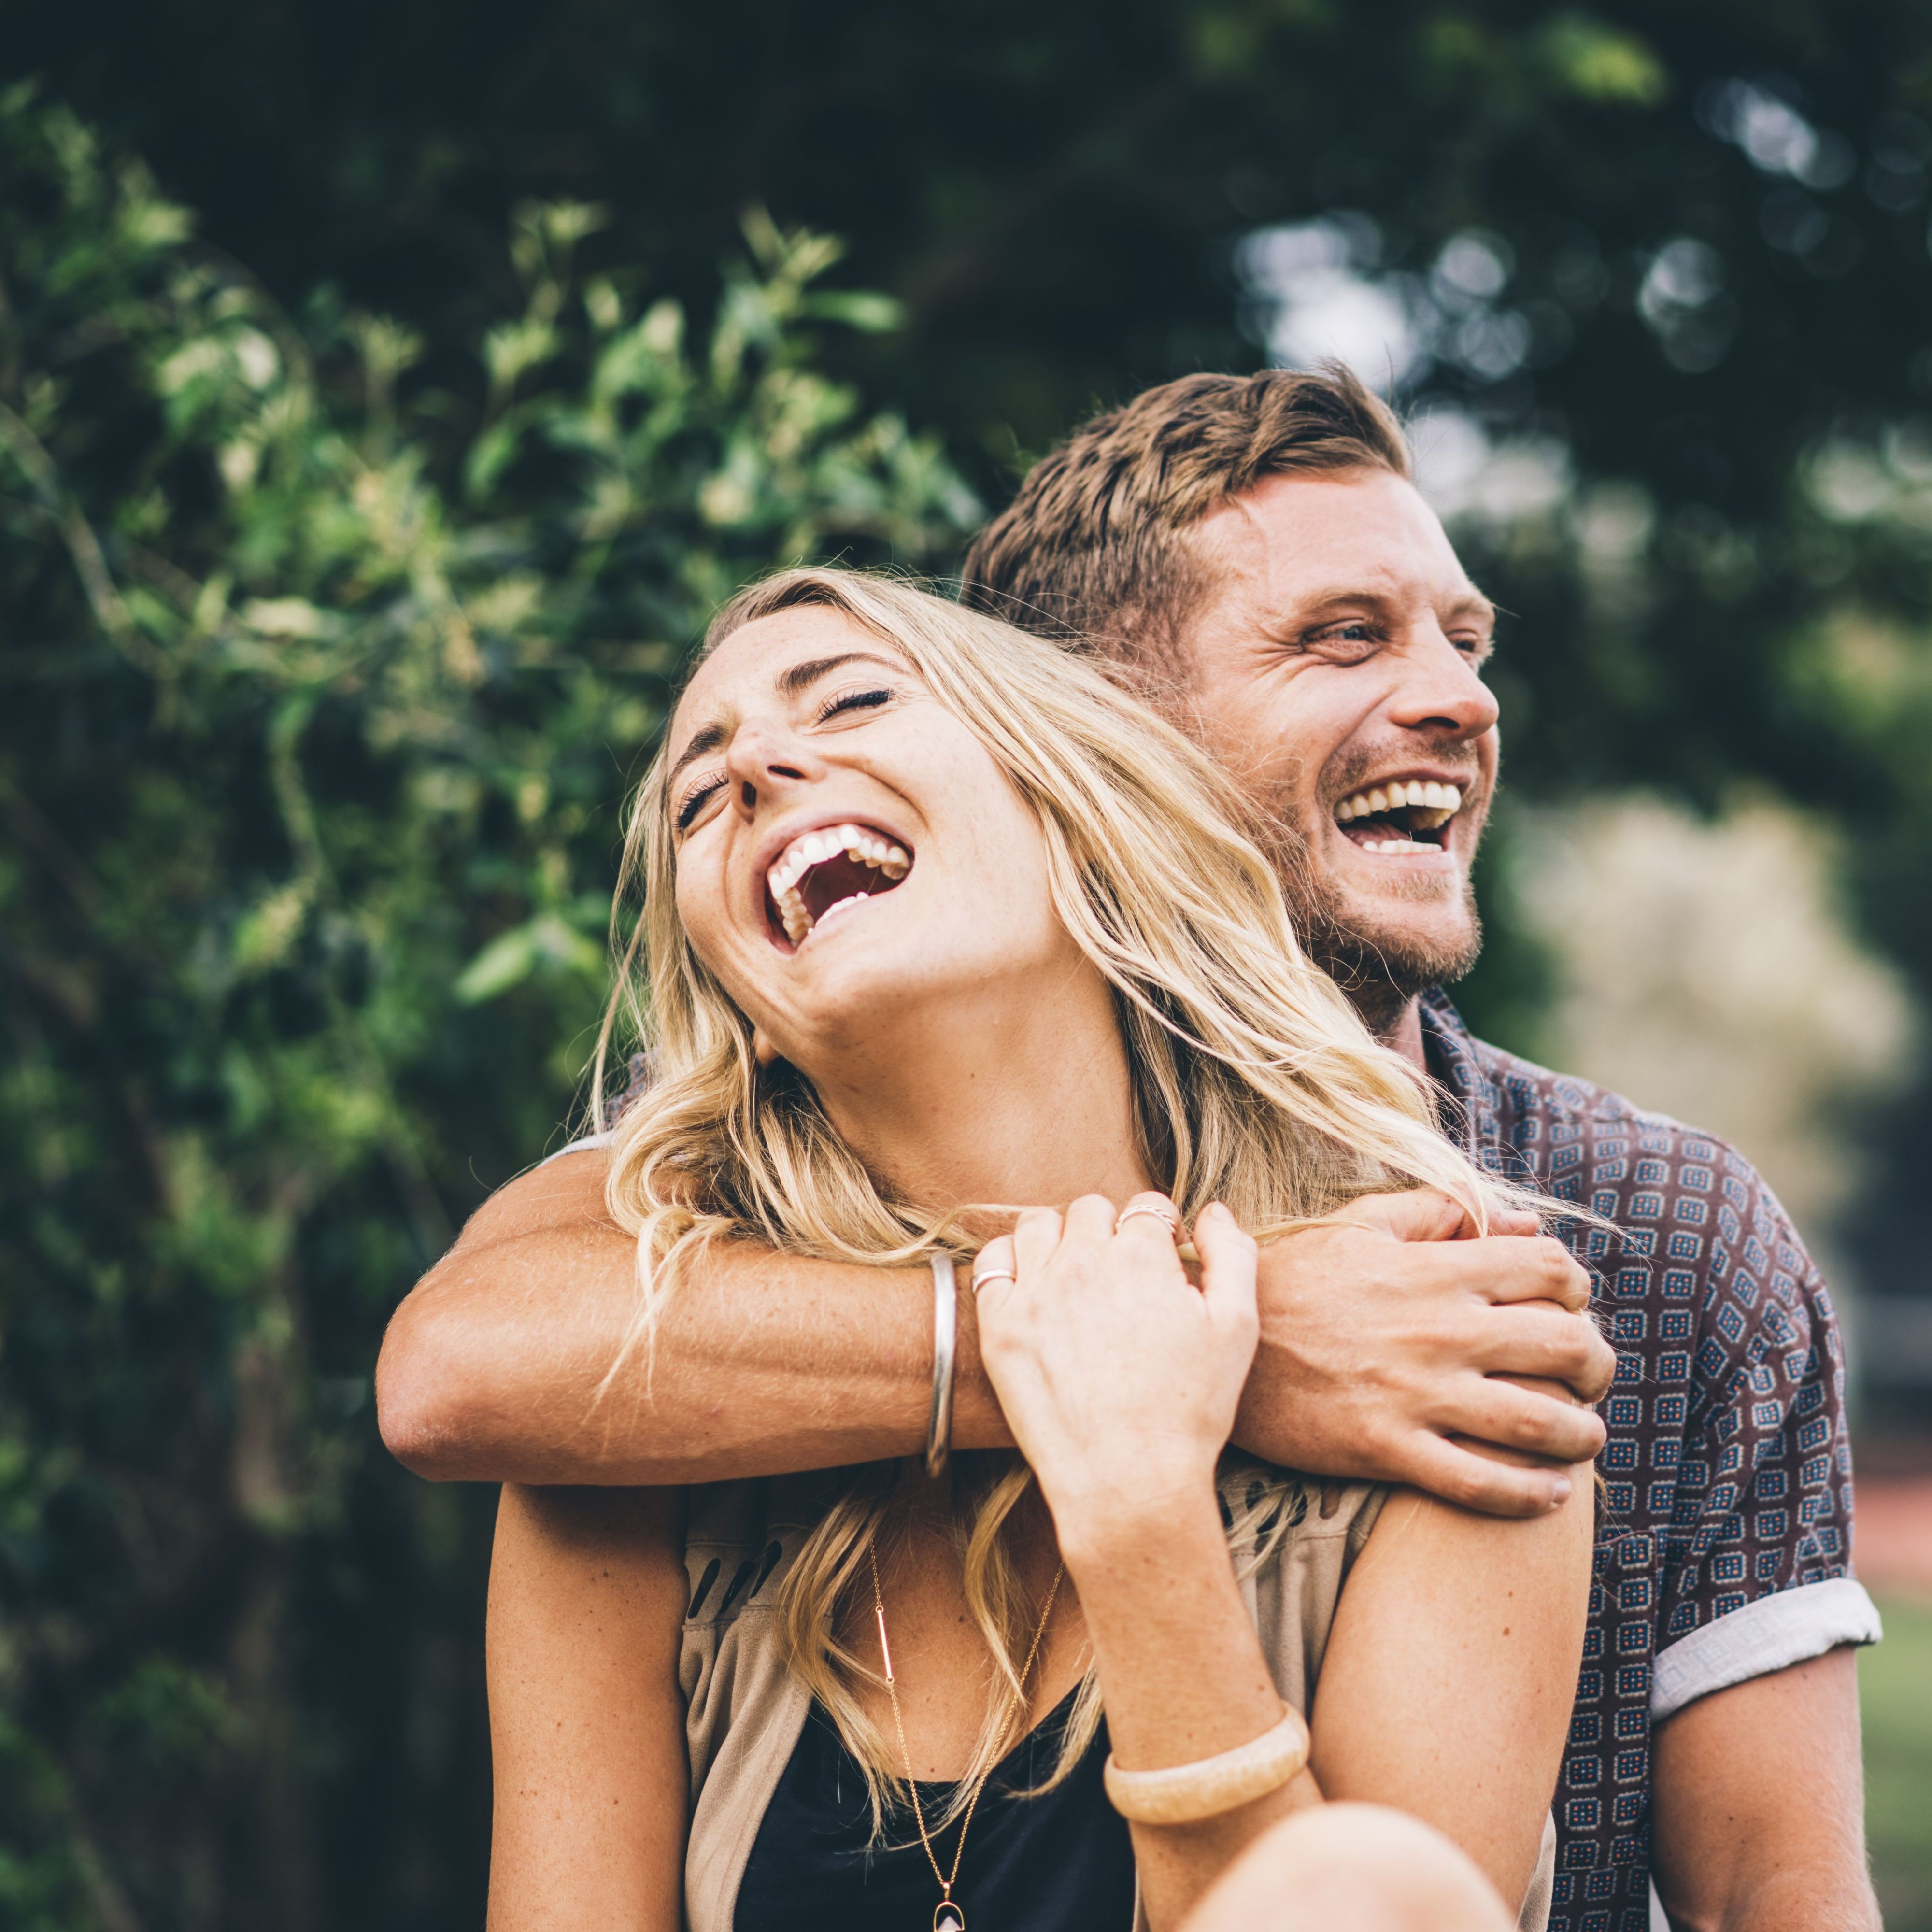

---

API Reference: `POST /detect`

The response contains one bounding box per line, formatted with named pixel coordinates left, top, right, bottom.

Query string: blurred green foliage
left=1862, top=1594, right=1932, bottom=1932
left=0, top=86, right=976, bottom=1929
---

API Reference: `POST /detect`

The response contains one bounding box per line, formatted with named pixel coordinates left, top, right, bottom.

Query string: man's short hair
left=959, top=365, right=1410, bottom=678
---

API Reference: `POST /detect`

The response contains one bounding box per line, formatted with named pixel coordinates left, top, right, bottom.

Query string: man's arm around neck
left=377, top=1149, right=1611, bottom=1506
left=377, top=1150, right=1006, bottom=1484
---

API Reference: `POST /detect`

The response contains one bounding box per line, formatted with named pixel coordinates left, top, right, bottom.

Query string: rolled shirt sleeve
left=1420, top=992, right=1880, bottom=1927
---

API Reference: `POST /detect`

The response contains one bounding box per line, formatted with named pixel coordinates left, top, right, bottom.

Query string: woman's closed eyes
left=813, top=683, right=895, bottom=722
left=672, top=685, right=900, bottom=832
left=676, top=773, right=726, bottom=830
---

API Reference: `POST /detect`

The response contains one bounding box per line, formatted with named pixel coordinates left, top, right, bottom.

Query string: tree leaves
left=0, top=88, right=977, bottom=1927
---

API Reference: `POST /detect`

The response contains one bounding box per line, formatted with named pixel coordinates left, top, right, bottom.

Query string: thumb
left=1335, top=1186, right=1474, bottom=1243
left=1193, top=1203, right=1259, bottom=1335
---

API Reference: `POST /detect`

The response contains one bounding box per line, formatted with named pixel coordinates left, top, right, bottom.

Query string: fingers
left=1063, top=1193, right=1122, bottom=1245
left=1468, top=1234, right=1592, bottom=1315
left=1398, top=1434, right=1580, bottom=1519
left=1012, top=1206, right=1063, bottom=1280
left=1447, top=1375, right=1607, bottom=1465
left=1486, top=1205, right=1543, bottom=1239
left=1335, top=1186, right=1474, bottom=1243
left=972, top=1233, right=1018, bottom=1300
left=1193, top=1203, right=1260, bottom=1336
left=1472, top=1304, right=1615, bottom=1404
left=1112, top=1189, right=1184, bottom=1253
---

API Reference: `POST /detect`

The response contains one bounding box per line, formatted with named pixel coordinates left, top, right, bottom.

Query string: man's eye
left=675, top=776, right=725, bottom=830
left=816, top=685, right=894, bottom=722
left=1308, top=623, right=1378, bottom=650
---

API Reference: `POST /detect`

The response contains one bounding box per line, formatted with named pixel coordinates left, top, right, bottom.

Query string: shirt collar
left=1417, top=988, right=1506, bottom=1171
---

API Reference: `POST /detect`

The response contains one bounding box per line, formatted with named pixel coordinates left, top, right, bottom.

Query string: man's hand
left=1230, top=1190, right=1612, bottom=1517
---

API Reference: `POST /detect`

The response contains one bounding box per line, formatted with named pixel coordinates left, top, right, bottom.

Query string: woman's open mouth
left=764, top=822, right=913, bottom=951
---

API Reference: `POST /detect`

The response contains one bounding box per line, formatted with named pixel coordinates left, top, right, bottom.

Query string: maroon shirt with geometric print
left=1420, top=990, right=1877, bottom=1932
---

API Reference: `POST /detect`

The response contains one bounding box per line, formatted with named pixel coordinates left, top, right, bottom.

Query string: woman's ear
left=752, top=1027, right=782, bottom=1067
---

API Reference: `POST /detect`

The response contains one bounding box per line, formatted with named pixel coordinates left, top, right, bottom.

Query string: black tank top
left=734, top=1687, right=1135, bottom=1932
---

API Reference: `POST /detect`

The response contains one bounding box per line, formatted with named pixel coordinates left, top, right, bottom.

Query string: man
left=379, top=369, right=1881, bottom=1931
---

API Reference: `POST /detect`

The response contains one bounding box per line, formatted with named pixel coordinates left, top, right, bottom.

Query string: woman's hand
left=975, top=1197, right=1295, bottom=1932
left=971, top=1193, right=1259, bottom=1551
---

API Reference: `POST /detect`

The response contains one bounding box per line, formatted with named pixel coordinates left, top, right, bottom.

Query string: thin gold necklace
left=869, top=1540, right=1066, bottom=1932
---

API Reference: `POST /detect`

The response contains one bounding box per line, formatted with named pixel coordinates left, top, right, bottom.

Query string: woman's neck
left=804, top=966, right=1156, bottom=1213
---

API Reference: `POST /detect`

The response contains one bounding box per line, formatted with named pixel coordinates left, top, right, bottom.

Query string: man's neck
left=1377, top=994, right=1428, bottom=1073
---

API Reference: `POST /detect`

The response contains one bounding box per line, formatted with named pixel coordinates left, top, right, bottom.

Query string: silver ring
left=970, top=1264, right=1017, bottom=1295
left=1115, top=1203, right=1181, bottom=1239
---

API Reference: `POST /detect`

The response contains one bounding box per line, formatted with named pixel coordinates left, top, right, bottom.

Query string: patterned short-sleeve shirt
left=1421, top=990, right=1881, bottom=1931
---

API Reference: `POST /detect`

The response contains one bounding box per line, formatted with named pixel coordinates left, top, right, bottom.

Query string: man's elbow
left=376, top=1285, right=492, bottom=1481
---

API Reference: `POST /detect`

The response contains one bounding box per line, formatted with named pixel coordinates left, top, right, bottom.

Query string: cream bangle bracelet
left=1102, top=1705, right=1310, bottom=1825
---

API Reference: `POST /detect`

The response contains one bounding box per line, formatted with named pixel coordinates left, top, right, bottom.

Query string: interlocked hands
left=971, top=1193, right=1259, bottom=1546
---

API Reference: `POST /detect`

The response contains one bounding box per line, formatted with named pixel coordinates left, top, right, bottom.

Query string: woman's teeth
left=766, top=822, right=911, bottom=945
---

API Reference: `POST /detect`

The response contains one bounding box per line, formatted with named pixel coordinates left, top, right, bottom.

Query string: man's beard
left=1270, top=823, right=1485, bottom=1039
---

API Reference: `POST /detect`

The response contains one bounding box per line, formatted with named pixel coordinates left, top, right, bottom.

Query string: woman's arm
left=1307, top=1423, right=1594, bottom=1908
left=976, top=1195, right=1314, bottom=1932
left=485, top=1484, right=690, bottom=1932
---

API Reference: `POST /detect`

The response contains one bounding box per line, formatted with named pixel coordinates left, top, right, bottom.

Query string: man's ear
left=752, top=1027, right=781, bottom=1067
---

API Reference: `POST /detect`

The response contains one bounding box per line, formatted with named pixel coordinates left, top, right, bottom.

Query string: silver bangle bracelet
left=924, top=1253, right=958, bottom=1480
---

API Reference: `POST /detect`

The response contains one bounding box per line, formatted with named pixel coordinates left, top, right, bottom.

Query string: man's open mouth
left=1334, top=779, right=1466, bottom=855
left=764, top=821, right=912, bottom=949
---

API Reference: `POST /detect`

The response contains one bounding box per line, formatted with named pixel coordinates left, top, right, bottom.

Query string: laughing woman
left=483, top=569, right=1592, bottom=1932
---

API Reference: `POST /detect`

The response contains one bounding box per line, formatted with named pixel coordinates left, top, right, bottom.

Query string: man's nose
left=1386, top=627, right=1501, bottom=742
left=725, top=723, right=824, bottom=822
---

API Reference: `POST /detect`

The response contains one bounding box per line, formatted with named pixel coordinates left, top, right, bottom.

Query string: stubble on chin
left=1301, top=882, right=1484, bottom=1037
left=1262, top=819, right=1485, bottom=1040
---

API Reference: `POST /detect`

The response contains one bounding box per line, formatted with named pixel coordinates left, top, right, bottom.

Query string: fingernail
left=1550, top=1477, right=1573, bottom=1505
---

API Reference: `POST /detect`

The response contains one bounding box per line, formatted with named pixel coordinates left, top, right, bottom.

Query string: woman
left=485, top=568, right=1593, bottom=1932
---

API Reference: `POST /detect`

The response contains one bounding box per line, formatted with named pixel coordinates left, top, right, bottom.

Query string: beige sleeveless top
left=678, top=1463, right=1554, bottom=1932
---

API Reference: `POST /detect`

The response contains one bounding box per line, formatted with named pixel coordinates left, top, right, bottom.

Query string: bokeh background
left=3, top=2, right=1932, bottom=1925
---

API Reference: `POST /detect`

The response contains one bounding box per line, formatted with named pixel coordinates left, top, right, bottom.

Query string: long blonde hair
left=591, top=567, right=1520, bottom=1822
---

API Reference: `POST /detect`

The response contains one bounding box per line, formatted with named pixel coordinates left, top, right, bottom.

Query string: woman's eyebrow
left=774, top=649, right=903, bottom=697
left=666, top=650, right=902, bottom=784
left=667, top=720, right=728, bottom=786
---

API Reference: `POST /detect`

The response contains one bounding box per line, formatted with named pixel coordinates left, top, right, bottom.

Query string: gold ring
left=970, top=1265, right=1018, bottom=1294
left=1115, top=1202, right=1181, bottom=1239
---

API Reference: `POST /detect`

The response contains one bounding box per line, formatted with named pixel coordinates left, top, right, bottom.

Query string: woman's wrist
left=1046, top=1468, right=1227, bottom=1580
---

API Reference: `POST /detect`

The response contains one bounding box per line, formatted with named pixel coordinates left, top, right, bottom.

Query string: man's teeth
left=1334, top=780, right=1463, bottom=829
left=766, top=822, right=910, bottom=944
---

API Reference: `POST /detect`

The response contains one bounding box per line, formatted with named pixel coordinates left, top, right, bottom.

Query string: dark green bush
left=0, top=86, right=977, bottom=1930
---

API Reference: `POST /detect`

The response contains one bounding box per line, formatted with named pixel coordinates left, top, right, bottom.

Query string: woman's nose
left=725, top=724, right=821, bottom=822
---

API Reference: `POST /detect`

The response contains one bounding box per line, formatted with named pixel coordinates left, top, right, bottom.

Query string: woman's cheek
left=675, top=869, right=747, bottom=991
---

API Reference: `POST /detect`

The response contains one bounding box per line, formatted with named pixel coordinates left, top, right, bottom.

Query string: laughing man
left=378, top=368, right=1882, bottom=1931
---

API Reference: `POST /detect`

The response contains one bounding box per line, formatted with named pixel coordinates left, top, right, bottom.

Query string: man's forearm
left=376, top=1151, right=1011, bottom=1483
left=378, top=1157, right=1608, bottom=1506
